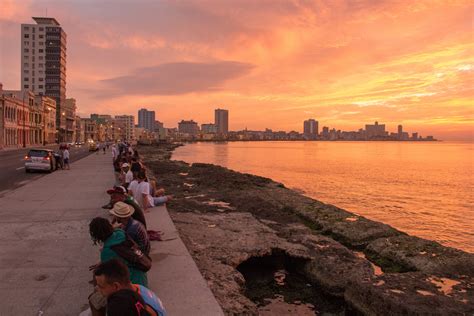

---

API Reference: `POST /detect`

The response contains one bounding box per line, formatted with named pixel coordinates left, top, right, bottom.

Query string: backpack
left=111, top=234, right=152, bottom=272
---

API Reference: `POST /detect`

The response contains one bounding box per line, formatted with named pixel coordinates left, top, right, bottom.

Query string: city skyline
left=1, top=1, right=473, bottom=141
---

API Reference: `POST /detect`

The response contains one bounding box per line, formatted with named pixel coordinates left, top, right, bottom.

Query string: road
left=0, top=145, right=98, bottom=196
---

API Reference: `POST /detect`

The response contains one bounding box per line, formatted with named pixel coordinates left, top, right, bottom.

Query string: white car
left=24, top=149, right=56, bottom=173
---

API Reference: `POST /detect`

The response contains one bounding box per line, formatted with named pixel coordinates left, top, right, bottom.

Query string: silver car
left=24, top=149, right=56, bottom=173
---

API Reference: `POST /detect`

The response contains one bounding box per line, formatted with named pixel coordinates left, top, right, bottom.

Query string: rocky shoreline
left=139, top=143, right=473, bottom=315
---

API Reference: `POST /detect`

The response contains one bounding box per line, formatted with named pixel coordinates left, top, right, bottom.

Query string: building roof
left=32, top=17, right=60, bottom=26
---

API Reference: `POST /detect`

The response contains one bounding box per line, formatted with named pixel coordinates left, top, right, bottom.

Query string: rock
left=345, top=272, right=474, bottom=315
left=366, top=235, right=474, bottom=275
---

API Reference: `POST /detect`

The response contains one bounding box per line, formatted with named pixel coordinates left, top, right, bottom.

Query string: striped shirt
left=124, top=218, right=150, bottom=256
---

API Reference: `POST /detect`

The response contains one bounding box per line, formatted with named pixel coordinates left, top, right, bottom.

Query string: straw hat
left=109, top=202, right=134, bottom=218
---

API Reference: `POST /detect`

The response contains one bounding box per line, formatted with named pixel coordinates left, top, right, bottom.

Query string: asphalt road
left=0, top=145, right=96, bottom=196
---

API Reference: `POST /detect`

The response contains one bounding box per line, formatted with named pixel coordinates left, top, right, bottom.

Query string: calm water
left=173, top=141, right=474, bottom=253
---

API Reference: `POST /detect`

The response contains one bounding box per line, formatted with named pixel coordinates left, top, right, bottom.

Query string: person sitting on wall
left=109, top=202, right=150, bottom=256
left=102, top=186, right=147, bottom=228
left=95, top=259, right=166, bottom=316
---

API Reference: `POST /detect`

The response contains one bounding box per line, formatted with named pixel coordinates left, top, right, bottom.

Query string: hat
left=106, top=186, right=127, bottom=195
left=109, top=202, right=134, bottom=218
left=121, top=163, right=129, bottom=168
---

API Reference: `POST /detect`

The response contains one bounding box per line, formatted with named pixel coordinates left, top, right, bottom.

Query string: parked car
left=24, top=149, right=56, bottom=173
left=89, top=142, right=98, bottom=151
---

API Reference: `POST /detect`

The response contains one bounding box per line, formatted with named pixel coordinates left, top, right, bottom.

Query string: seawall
left=139, top=143, right=473, bottom=315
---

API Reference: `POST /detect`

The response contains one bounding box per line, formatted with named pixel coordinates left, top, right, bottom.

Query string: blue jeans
left=152, top=196, right=168, bottom=206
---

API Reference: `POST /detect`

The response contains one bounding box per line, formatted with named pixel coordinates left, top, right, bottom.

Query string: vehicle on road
left=89, top=141, right=99, bottom=151
left=24, top=149, right=56, bottom=173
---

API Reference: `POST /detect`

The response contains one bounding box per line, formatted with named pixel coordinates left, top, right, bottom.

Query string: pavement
left=0, top=150, right=112, bottom=315
left=0, top=150, right=224, bottom=315
left=0, top=145, right=93, bottom=196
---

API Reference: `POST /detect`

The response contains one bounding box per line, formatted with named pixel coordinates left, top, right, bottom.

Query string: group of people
left=86, top=142, right=168, bottom=316
left=55, top=143, right=71, bottom=170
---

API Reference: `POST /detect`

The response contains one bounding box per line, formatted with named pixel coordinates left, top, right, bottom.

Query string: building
left=35, top=95, right=56, bottom=144
left=303, top=119, right=319, bottom=139
left=365, top=121, right=387, bottom=139
left=74, top=115, right=82, bottom=143
left=214, top=108, right=229, bottom=135
left=21, top=17, right=67, bottom=141
left=201, top=123, right=217, bottom=134
left=178, top=120, right=199, bottom=136
left=114, top=115, right=135, bottom=141
left=63, top=98, right=76, bottom=142
left=80, top=118, right=97, bottom=142
left=1, top=89, right=37, bottom=147
left=138, top=108, right=155, bottom=131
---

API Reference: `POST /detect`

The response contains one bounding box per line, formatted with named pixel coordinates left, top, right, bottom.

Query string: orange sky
left=1, top=0, right=473, bottom=140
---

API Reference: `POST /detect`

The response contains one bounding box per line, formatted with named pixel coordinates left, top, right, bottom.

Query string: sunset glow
left=1, top=0, right=473, bottom=140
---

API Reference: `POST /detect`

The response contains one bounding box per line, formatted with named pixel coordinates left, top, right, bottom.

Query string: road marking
left=16, top=166, right=25, bottom=170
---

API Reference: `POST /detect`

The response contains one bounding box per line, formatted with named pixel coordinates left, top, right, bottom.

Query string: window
left=23, top=70, right=29, bottom=74
left=24, top=48, right=29, bottom=53
left=24, top=34, right=29, bottom=38
left=24, top=77, right=29, bottom=81
left=39, top=85, right=43, bottom=89
left=24, top=26, right=29, bottom=30
left=38, top=64, right=43, bottom=68
left=39, top=49, right=44, bottom=53
left=23, top=63, right=29, bottom=67
left=39, top=56, right=43, bottom=60
left=24, top=85, right=29, bottom=88
left=39, top=78, right=43, bottom=81
left=39, top=35, right=44, bottom=39
left=39, top=70, right=44, bottom=74
left=24, top=55, right=29, bottom=60
left=24, top=41, right=29, bottom=46
left=39, top=27, right=44, bottom=31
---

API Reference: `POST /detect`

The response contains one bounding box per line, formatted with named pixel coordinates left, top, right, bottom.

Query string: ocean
left=172, top=141, right=474, bottom=253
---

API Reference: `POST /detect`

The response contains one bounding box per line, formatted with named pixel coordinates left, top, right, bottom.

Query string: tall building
left=138, top=108, right=155, bottom=131
left=114, top=115, right=135, bottom=141
left=21, top=17, right=67, bottom=140
left=214, top=108, right=229, bottom=135
left=303, top=119, right=319, bottom=139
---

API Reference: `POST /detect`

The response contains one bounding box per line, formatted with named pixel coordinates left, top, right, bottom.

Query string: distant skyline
left=1, top=0, right=473, bottom=140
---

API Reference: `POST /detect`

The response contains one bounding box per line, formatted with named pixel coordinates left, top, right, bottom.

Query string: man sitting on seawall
left=128, top=171, right=173, bottom=212
left=94, top=259, right=166, bottom=316
left=102, top=186, right=147, bottom=228
left=109, top=202, right=150, bottom=256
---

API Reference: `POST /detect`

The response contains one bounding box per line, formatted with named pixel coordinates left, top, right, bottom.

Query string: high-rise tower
left=21, top=17, right=67, bottom=141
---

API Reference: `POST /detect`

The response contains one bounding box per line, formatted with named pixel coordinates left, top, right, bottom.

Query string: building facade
left=201, top=123, right=217, bottom=134
left=303, top=119, right=319, bottom=139
left=114, top=115, right=135, bottom=141
left=21, top=17, right=67, bottom=141
left=138, top=108, right=155, bottom=131
left=178, top=120, right=199, bottom=135
left=365, top=121, right=387, bottom=139
left=64, top=98, right=76, bottom=142
left=215, top=108, right=229, bottom=135
left=35, top=95, right=56, bottom=144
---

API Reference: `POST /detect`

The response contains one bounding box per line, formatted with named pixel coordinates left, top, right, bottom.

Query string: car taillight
left=24, top=155, right=29, bottom=160
left=43, top=157, right=50, bottom=161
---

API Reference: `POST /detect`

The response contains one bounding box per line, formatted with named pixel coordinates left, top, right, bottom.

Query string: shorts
left=64, top=158, right=69, bottom=164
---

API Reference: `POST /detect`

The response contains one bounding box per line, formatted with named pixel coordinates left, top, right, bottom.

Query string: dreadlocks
left=89, top=217, right=114, bottom=245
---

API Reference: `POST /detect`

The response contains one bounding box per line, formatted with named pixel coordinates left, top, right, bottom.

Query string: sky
left=0, top=0, right=473, bottom=140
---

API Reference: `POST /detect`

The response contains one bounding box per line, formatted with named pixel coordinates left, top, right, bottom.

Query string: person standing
left=63, top=147, right=70, bottom=170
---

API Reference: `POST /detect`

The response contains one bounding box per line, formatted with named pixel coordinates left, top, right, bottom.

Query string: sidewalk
left=0, top=152, right=112, bottom=315
left=0, top=151, right=224, bottom=315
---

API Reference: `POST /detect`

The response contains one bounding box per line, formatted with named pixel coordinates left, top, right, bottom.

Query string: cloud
left=99, top=61, right=254, bottom=97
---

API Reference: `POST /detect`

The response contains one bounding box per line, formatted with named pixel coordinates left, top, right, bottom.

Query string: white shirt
left=63, top=149, right=70, bottom=159
left=125, top=170, right=133, bottom=184
left=112, top=146, right=118, bottom=159
left=129, top=180, right=151, bottom=208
